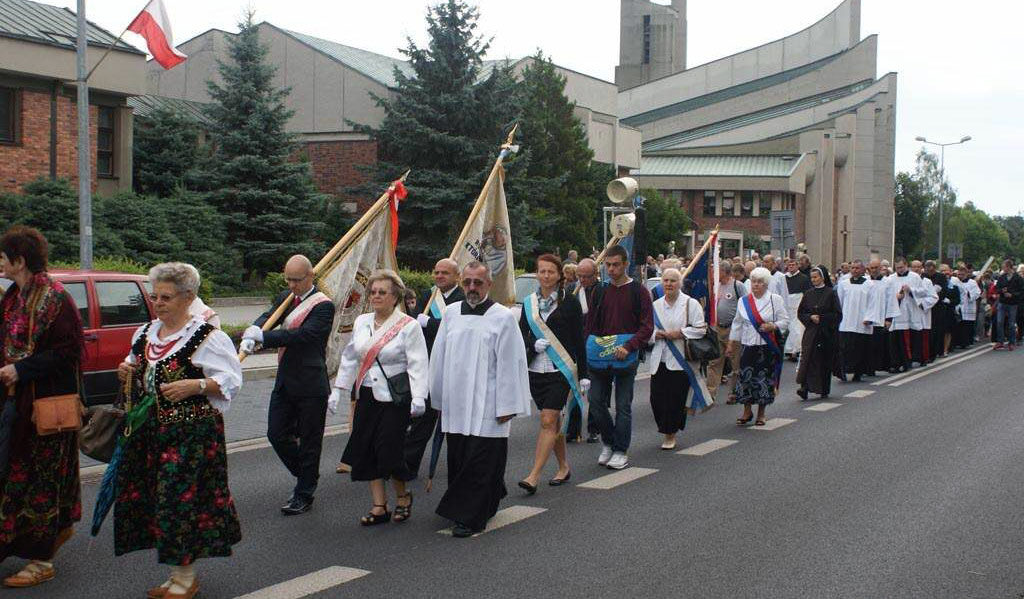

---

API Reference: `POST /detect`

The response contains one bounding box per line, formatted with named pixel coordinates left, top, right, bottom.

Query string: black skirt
left=341, top=386, right=411, bottom=482
left=435, top=433, right=508, bottom=531
left=650, top=363, right=689, bottom=434
left=529, top=371, right=570, bottom=411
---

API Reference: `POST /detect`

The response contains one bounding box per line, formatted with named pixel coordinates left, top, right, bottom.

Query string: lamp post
left=914, top=135, right=971, bottom=262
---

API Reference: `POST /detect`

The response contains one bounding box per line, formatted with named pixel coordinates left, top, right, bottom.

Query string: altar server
left=836, top=260, right=875, bottom=382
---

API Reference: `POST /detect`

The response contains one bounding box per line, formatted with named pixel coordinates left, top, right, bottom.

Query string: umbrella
left=425, top=416, right=444, bottom=492
left=90, top=442, right=122, bottom=536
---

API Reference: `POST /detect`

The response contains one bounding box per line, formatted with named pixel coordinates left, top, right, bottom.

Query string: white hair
left=749, top=266, right=773, bottom=285
left=661, top=267, right=682, bottom=280
left=149, top=262, right=200, bottom=295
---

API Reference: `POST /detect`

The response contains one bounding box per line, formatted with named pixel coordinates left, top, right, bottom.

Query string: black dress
left=796, top=286, right=842, bottom=396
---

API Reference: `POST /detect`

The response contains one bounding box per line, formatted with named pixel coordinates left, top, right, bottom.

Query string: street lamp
left=915, top=135, right=971, bottom=262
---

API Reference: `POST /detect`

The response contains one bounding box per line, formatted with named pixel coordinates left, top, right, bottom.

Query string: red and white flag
left=127, top=0, right=187, bottom=70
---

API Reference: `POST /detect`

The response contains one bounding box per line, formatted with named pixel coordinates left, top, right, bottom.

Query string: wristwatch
left=198, top=378, right=208, bottom=394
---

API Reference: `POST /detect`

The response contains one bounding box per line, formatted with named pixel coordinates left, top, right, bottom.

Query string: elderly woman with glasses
left=115, top=262, right=242, bottom=599
left=729, top=266, right=789, bottom=427
left=333, top=270, right=429, bottom=526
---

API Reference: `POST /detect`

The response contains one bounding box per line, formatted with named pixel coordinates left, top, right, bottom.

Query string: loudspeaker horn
left=606, top=177, right=639, bottom=205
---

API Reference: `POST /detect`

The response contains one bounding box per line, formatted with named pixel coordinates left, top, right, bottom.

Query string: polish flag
left=127, top=0, right=187, bottom=69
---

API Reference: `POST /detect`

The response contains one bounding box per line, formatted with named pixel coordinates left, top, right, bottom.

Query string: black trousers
left=565, top=401, right=598, bottom=439
left=888, top=329, right=911, bottom=371
left=402, top=399, right=439, bottom=480
left=268, top=389, right=328, bottom=501
left=435, top=434, right=507, bottom=531
left=871, top=326, right=890, bottom=373
left=840, top=332, right=872, bottom=377
left=955, top=319, right=975, bottom=348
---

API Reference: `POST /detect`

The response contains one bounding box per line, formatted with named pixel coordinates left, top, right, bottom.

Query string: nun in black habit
left=796, top=265, right=843, bottom=399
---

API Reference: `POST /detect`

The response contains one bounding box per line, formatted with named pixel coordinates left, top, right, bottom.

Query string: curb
left=209, top=296, right=270, bottom=308
left=243, top=366, right=278, bottom=382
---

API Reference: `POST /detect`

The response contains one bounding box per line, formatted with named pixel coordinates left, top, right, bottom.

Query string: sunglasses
left=462, top=278, right=487, bottom=288
left=368, top=289, right=392, bottom=296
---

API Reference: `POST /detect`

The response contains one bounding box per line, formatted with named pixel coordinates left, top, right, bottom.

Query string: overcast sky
left=57, top=0, right=1023, bottom=216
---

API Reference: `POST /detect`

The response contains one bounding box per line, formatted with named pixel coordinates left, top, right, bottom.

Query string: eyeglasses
left=368, top=289, right=391, bottom=296
left=149, top=292, right=181, bottom=303
left=462, top=278, right=487, bottom=288
left=285, top=275, right=311, bottom=283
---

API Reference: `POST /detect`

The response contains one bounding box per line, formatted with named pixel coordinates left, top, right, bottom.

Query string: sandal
left=3, top=562, right=55, bottom=588
left=736, top=414, right=754, bottom=426
left=726, top=394, right=738, bottom=405
left=393, top=492, right=413, bottom=522
left=755, top=419, right=766, bottom=426
left=360, top=504, right=390, bottom=526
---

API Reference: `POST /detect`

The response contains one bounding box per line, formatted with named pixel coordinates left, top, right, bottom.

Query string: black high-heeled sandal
left=736, top=414, right=754, bottom=426
left=360, top=504, right=390, bottom=526
left=393, top=493, right=413, bottom=522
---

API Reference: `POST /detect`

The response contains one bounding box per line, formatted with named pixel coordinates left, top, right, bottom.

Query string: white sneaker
left=607, top=452, right=629, bottom=470
left=597, top=445, right=613, bottom=466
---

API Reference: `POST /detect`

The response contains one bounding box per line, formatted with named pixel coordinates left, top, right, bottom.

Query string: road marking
left=804, top=402, right=841, bottom=412
left=677, top=438, right=738, bottom=456
left=578, top=467, right=658, bottom=489
left=873, top=344, right=990, bottom=386
left=844, top=389, right=875, bottom=398
left=438, top=505, right=546, bottom=537
left=888, top=346, right=992, bottom=387
left=233, top=566, right=370, bottom=599
left=751, top=418, right=796, bottom=431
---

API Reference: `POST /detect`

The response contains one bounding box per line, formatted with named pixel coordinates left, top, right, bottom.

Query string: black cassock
left=796, top=286, right=842, bottom=396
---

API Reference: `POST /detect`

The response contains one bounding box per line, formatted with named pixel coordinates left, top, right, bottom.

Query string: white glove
left=328, top=388, right=344, bottom=415
left=243, top=325, right=264, bottom=343
left=579, top=378, right=591, bottom=394
left=239, top=338, right=256, bottom=355
left=534, top=338, right=551, bottom=353
left=417, top=313, right=431, bottom=328
left=410, top=398, right=426, bottom=418
left=942, top=298, right=950, bottom=304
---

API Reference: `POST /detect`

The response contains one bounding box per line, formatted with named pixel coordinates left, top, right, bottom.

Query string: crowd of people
left=0, top=223, right=1018, bottom=597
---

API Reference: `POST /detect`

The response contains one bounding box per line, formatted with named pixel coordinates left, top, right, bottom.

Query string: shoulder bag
left=374, top=355, right=412, bottom=408
left=683, top=298, right=722, bottom=362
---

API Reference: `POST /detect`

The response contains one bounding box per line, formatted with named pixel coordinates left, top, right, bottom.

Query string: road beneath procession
left=25, top=343, right=1024, bottom=599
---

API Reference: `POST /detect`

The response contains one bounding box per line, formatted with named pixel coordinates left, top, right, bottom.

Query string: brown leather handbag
left=31, top=382, right=83, bottom=436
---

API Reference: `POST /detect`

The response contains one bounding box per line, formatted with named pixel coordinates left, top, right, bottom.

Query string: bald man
left=244, top=255, right=335, bottom=515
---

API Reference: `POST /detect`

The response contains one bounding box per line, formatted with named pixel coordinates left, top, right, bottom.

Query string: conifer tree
left=133, top=107, right=201, bottom=197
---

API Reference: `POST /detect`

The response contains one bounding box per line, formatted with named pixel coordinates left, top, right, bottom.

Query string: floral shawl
left=2, top=272, right=68, bottom=366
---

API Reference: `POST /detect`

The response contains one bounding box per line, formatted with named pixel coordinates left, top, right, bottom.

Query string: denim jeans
left=588, top=365, right=638, bottom=453
left=996, top=303, right=1018, bottom=344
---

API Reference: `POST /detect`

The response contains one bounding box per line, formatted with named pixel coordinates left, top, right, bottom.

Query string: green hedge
left=398, top=269, right=433, bottom=297
left=51, top=256, right=216, bottom=300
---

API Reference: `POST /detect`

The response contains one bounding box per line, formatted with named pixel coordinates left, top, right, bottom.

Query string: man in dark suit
left=402, top=258, right=464, bottom=479
left=242, top=255, right=335, bottom=515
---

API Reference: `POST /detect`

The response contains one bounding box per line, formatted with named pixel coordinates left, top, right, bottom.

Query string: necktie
left=292, top=295, right=301, bottom=308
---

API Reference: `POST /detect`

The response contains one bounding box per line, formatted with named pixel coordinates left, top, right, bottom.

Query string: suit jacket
left=418, top=286, right=465, bottom=353
left=518, top=290, right=588, bottom=379
left=256, top=287, right=335, bottom=397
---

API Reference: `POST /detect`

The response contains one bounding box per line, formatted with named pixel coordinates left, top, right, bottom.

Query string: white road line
left=578, top=467, right=658, bottom=489
left=804, top=402, right=841, bottom=412
left=888, top=346, right=993, bottom=387
left=872, top=344, right=990, bottom=386
left=677, top=438, right=738, bottom=456
left=437, top=505, right=546, bottom=537
left=233, top=566, right=370, bottom=599
left=751, top=417, right=796, bottom=431
left=844, top=389, right=876, bottom=398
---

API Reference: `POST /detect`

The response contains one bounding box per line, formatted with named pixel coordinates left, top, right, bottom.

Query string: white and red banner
left=128, top=0, right=187, bottom=70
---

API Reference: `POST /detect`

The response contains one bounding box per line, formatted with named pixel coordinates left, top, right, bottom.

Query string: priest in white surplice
left=836, top=260, right=875, bottom=381
left=430, top=261, right=531, bottom=537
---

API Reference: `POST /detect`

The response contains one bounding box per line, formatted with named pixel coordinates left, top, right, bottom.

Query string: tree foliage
left=133, top=107, right=202, bottom=197
left=640, top=188, right=691, bottom=258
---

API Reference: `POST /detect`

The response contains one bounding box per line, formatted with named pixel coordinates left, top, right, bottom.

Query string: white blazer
left=334, top=311, right=429, bottom=402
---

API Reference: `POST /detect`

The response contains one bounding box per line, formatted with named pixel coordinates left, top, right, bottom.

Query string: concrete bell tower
left=615, top=0, right=687, bottom=90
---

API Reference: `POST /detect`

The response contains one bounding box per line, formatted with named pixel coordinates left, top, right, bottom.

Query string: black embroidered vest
left=131, top=321, right=218, bottom=425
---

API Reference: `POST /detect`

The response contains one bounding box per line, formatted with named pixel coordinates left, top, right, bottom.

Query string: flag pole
left=239, top=171, right=410, bottom=361
left=422, top=124, right=518, bottom=314
left=85, top=23, right=133, bottom=82
left=76, top=0, right=93, bottom=270
left=680, top=226, right=719, bottom=282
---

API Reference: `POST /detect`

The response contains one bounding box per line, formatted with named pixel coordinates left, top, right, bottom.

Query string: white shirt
left=729, top=292, right=789, bottom=346
left=125, top=316, right=243, bottom=413
left=648, top=294, right=706, bottom=370
left=837, top=277, right=875, bottom=334
left=957, top=278, right=981, bottom=320
left=528, top=291, right=559, bottom=374
left=334, top=311, right=429, bottom=403
left=188, top=297, right=220, bottom=328
left=887, top=271, right=923, bottom=331
left=770, top=270, right=788, bottom=300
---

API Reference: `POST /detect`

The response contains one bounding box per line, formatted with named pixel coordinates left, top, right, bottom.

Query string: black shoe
left=281, top=496, right=313, bottom=516
left=549, top=471, right=572, bottom=486
left=452, top=523, right=480, bottom=538
left=585, top=433, right=600, bottom=444
left=796, top=388, right=808, bottom=400
left=851, top=374, right=863, bottom=382
left=517, top=480, right=537, bottom=495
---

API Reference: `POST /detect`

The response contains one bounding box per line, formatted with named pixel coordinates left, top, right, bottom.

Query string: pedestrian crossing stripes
left=677, top=438, right=739, bottom=456
left=804, top=402, right=841, bottom=412
left=438, top=505, right=547, bottom=537
left=233, top=566, right=370, bottom=599
left=751, top=418, right=796, bottom=431
left=844, top=390, right=875, bottom=398
left=578, top=467, right=658, bottom=489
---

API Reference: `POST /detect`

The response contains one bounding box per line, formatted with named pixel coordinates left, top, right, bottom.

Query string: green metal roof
left=0, top=0, right=142, bottom=54
left=128, top=94, right=211, bottom=124
left=639, top=155, right=802, bottom=178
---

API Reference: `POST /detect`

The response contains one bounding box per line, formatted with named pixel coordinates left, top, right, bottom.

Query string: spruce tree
left=358, top=0, right=528, bottom=268
left=200, top=11, right=325, bottom=282
left=133, top=107, right=201, bottom=197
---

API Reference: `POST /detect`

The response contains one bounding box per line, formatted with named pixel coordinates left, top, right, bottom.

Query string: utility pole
left=76, top=0, right=93, bottom=269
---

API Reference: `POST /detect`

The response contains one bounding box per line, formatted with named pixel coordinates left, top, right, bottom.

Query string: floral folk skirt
left=113, top=409, right=241, bottom=566
left=734, top=345, right=779, bottom=406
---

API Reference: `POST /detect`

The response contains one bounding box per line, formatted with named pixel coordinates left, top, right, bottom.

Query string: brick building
left=0, top=0, right=146, bottom=196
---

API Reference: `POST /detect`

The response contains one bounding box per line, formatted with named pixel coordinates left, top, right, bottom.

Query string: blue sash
left=653, top=306, right=713, bottom=412
left=426, top=288, right=446, bottom=319
left=740, top=294, right=783, bottom=390
left=523, top=294, right=584, bottom=432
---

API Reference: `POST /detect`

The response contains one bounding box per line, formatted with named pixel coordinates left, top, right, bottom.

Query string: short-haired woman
left=517, top=254, right=587, bottom=493
left=115, top=262, right=243, bottom=599
left=333, top=270, right=429, bottom=524
left=729, top=267, right=789, bottom=426
left=0, top=227, right=84, bottom=588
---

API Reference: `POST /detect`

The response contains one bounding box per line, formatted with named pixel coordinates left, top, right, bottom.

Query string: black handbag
left=374, top=356, right=413, bottom=408
left=683, top=298, right=722, bottom=362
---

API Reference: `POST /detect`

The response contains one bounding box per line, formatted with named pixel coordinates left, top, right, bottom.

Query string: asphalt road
left=18, top=343, right=1024, bottom=599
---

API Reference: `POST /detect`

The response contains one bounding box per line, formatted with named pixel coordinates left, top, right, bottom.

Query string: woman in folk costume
left=730, top=267, right=789, bottom=426
left=516, top=254, right=588, bottom=494
left=795, top=266, right=842, bottom=400
left=0, top=227, right=82, bottom=588
left=115, top=263, right=242, bottom=599
left=647, top=268, right=710, bottom=450
left=334, top=270, right=429, bottom=525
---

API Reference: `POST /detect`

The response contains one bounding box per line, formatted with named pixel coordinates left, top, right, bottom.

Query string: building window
left=759, top=192, right=772, bottom=217
left=97, top=106, right=115, bottom=177
left=722, top=191, right=735, bottom=215
left=642, top=15, right=651, bottom=64
left=703, top=191, right=716, bottom=216
left=0, top=88, right=15, bottom=144
left=741, top=191, right=754, bottom=217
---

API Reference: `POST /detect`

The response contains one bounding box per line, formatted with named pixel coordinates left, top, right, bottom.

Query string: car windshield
left=515, top=276, right=539, bottom=304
